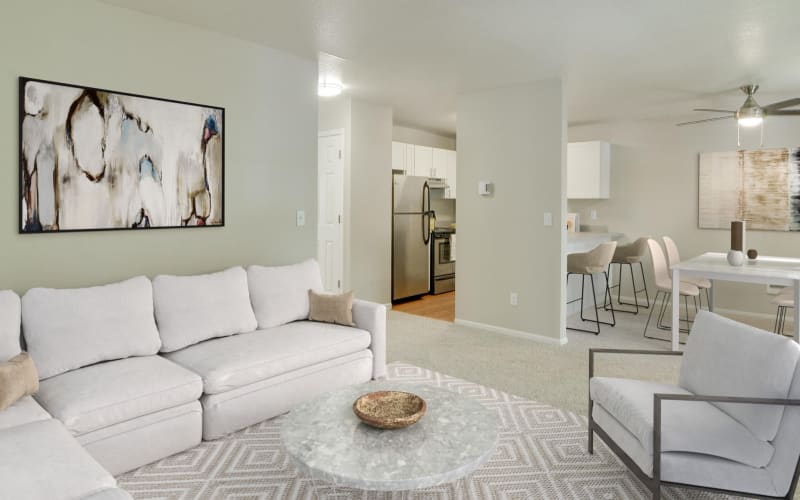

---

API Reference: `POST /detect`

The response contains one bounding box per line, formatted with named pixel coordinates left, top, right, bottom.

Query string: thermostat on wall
left=478, top=181, right=493, bottom=196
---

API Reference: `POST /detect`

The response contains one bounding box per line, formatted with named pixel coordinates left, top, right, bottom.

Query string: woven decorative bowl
left=353, top=390, right=427, bottom=430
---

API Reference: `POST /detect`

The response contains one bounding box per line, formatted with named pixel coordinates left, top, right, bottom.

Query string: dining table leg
left=708, top=280, right=715, bottom=312
left=672, top=268, right=680, bottom=351
left=794, top=279, right=800, bottom=343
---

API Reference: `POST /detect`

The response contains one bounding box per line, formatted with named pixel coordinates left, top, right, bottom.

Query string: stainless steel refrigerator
left=392, top=175, right=434, bottom=301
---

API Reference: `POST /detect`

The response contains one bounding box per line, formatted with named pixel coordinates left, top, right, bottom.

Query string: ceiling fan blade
left=763, top=98, right=800, bottom=111
left=676, top=115, right=735, bottom=127
left=693, top=108, right=736, bottom=114
left=767, top=110, right=800, bottom=116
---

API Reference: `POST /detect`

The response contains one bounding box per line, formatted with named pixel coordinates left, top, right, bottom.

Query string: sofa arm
left=352, top=299, right=387, bottom=379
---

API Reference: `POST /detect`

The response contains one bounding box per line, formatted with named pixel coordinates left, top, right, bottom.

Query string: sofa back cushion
left=153, top=267, right=257, bottom=352
left=680, top=311, right=800, bottom=442
left=22, top=277, right=161, bottom=379
left=247, top=260, right=323, bottom=329
left=0, top=290, right=21, bottom=362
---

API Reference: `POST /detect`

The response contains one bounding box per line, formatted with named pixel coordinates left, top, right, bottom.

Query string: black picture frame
left=19, top=76, right=225, bottom=234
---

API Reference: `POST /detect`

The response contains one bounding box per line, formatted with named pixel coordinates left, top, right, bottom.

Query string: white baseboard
left=454, top=318, right=568, bottom=346
left=384, top=303, right=393, bottom=310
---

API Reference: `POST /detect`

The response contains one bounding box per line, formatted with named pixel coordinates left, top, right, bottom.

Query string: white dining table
left=671, top=252, right=800, bottom=351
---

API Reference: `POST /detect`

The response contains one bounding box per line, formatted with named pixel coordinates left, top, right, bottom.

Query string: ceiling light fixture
left=318, top=81, right=343, bottom=97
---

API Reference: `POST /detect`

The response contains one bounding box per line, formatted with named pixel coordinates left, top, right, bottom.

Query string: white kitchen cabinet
left=392, top=141, right=406, bottom=172
left=445, top=149, right=457, bottom=198
left=432, top=148, right=448, bottom=179
left=391, top=141, right=416, bottom=174
left=413, top=145, right=433, bottom=177
left=566, top=141, right=610, bottom=199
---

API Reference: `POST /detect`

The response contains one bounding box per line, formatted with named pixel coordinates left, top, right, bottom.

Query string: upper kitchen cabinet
left=445, top=149, right=457, bottom=199
left=413, top=145, right=433, bottom=177
left=432, top=148, right=448, bottom=179
left=567, top=141, right=610, bottom=199
left=392, top=141, right=416, bottom=174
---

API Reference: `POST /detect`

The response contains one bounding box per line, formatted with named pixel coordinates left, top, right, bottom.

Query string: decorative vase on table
left=727, top=220, right=746, bottom=267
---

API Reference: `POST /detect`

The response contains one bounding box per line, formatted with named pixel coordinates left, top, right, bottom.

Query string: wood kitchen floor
left=393, top=292, right=455, bottom=322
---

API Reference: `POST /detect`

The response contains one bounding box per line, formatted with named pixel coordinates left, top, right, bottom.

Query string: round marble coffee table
left=280, top=381, right=498, bottom=493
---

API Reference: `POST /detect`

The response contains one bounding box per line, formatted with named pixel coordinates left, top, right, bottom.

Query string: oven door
left=433, top=237, right=455, bottom=276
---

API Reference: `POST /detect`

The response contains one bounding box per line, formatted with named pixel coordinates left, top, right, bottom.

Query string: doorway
left=318, top=130, right=344, bottom=292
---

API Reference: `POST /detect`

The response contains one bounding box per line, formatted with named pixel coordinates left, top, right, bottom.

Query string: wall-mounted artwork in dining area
left=19, top=77, right=224, bottom=233
left=698, top=147, right=800, bottom=231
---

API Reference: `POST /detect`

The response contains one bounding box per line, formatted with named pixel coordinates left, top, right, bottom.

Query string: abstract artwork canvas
left=698, top=148, right=800, bottom=231
left=20, top=77, right=224, bottom=233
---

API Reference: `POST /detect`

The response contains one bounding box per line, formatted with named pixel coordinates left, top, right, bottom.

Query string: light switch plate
left=590, top=209, right=598, bottom=220
left=543, top=212, right=553, bottom=226
left=296, top=209, right=305, bottom=227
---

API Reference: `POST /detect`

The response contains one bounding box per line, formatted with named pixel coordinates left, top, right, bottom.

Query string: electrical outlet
left=510, top=292, right=518, bottom=306
left=590, top=209, right=598, bottom=220
left=296, top=209, right=305, bottom=227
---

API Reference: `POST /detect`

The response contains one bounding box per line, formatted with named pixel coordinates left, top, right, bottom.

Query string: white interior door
left=318, top=131, right=344, bottom=292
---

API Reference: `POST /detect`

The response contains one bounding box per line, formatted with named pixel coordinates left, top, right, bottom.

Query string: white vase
left=727, top=249, right=745, bottom=267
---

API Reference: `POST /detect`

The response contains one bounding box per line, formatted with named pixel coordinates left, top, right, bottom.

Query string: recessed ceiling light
left=318, top=82, right=343, bottom=97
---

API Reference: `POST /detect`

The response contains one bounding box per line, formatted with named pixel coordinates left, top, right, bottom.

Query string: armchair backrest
left=680, top=311, right=800, bottom=442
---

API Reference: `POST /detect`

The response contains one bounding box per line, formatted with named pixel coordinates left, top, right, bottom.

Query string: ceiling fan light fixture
left=318, top=81, right=343, bottom=97
left=738, top=116, right=763, bottom=127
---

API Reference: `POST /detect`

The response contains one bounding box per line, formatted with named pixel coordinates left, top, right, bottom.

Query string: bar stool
left=605, top=237, right=650, bottom=314
left=644, top=238, right=700, bottom=342
left=663, top=236, right=711, bottom=310
left=567, top=241, right=617, bottom=335
left=773, top=290, right=794, bottom=336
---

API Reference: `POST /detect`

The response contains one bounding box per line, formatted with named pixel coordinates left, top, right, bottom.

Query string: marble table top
left=280, top=381, right=498, bottom=491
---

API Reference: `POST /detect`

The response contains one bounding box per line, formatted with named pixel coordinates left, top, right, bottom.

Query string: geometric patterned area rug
left=118, top=363, right=734, bottom=500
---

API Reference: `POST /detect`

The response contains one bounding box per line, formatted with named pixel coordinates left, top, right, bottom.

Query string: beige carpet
left=118, top=363, right=736, bottom=499
left=387, top=308, right=687, bottom=417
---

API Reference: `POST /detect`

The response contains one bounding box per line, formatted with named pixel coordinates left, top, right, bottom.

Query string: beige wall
left=568, top=117, right=800, bottom=317
left=1, top=0, right=318, bottom=294
left=456, top=79, right=566, bottom=340
left=319, top=97, right=392, bottom=304
left=393, top=125, right=456, bottom=150
left=351, top=101, right=393, bottom=304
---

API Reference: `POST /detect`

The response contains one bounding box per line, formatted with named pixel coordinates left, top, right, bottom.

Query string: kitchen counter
left=566, top=232, right=624, bottom=254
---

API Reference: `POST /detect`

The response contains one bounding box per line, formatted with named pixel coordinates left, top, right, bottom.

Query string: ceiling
left=102, top=0, right=800, bottom=136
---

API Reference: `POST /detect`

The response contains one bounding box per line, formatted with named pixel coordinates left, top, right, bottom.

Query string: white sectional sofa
left=0, top=260, right=386, bottom=499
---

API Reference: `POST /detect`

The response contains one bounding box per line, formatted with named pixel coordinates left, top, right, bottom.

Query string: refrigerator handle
left=422, top=182, right=430, bottom=213
left=422, top=182, right=431, bottom=244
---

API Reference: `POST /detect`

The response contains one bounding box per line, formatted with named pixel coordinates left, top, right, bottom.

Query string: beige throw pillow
left=0, top=352, right=39, bottom=411
left=308, top=290, right=355, bottom=326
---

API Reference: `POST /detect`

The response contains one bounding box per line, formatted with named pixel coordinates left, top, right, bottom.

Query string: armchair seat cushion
left=164, top=321, right=371, bottom=394
left=591, top=377, right=774, bottom=468
left=36, top=355, right=203, bottom=435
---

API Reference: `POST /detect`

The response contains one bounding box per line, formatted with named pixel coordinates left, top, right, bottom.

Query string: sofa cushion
left=0, top=290, right=21, bottom=361
left=22, top=276, right=161, bottom=379
left=153, top=267, right=258, bottom=353
left=0, top=396, right=50, bottom=431
left=164, top=321, right=371, bottom=394
left=591, top=377, right=774, bottom=468
left=0, top=419, right=118, bottom=500
left=35, top=355, right=202, bottom=435
left=680, top=311, right=800, bottom=442
left=247, top=260, right=323, bottom=329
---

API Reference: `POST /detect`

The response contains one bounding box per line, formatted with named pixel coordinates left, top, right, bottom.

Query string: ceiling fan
left=676, top=85, right=800, bottom=146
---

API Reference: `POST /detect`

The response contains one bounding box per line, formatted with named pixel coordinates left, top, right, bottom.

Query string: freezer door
left=393, top=175, right=428, bottom=213
left=393, top=213, right=430, bottom=300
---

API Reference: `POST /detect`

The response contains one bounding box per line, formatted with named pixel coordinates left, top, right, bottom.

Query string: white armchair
left=588, top=311, right=800, bottom=499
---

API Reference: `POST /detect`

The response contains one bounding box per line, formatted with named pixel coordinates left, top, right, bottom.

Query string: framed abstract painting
left=698, top=148, right=800, bottom=232
left=19, top=77, right=224, bottom=233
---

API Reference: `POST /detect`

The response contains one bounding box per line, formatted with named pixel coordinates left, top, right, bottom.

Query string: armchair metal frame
left=588, top=348, right=800, bottom=500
